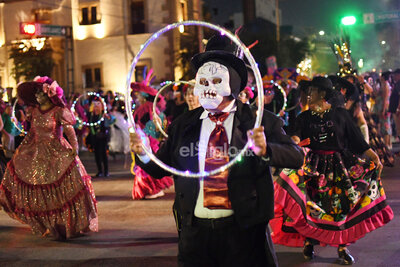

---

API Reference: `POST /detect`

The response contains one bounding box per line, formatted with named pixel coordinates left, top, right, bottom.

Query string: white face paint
left=193, top=61, right=231, bottom=110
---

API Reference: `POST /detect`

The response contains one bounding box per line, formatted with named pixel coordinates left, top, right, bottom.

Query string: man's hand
left=130, top=127, right=150, bottom=156
left=247, top=126, right=267, bottom=157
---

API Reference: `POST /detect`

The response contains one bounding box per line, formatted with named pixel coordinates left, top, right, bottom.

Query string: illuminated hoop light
left=153, top=80, right=195, bottom=138
left=274, top=82, right=287, bottom=112
left=71, top=91, right=107, bottom=126
left=11, top=100, right=27, bottom=135
left=125, top=20, right=264, bottom=178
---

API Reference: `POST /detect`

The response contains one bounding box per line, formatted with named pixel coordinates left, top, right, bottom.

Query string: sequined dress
left=0, top=106, right=98, bottom=239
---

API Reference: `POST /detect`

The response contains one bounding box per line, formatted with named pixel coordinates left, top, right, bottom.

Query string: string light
left=296, top=57, right=312, bottom=77
left=71, top=92, right=107, bottom=126
left=125, top=20, right=264, bottom=178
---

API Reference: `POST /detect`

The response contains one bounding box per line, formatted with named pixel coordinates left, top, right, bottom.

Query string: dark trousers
left=178, top=219, right=278, bottom=267
left=93, top=138, right=108, bottom=174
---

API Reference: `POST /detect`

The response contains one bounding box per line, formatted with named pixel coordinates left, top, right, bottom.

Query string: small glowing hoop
left=272, top=81, right=287, bottom=113
left=125, top=20, right=264, bottom=178
left=152, top=80, right=195, bottom=138
left=71, top=91, right=107, bottom=127
left=11, top=100, right=27, bottom=135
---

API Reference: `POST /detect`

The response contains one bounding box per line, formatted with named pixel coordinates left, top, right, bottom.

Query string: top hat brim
left=393, top=68, right=400, bottom=74
left=191, top=50, right=248, bottom=91
left=336, top=78, right=357, bottom=98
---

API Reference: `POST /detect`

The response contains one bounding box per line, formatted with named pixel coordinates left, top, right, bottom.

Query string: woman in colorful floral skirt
left=270, top=77, right=393, bottom=265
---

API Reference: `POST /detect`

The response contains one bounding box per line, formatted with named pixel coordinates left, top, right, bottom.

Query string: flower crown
left=33, top=76, right=63, bottom=99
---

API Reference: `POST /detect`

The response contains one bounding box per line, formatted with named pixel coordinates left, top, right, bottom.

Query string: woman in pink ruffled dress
left=0, top=76, right=98, bottom=240
left=130, top=81, right=173, bottom=199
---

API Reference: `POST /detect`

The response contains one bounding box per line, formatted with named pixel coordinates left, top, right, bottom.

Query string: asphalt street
left=0, top=150, right=399, bottom=267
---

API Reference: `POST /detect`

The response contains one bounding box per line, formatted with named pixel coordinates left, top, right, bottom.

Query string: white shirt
left=138, top=100, right=237, bottom=219
left=195, top=100, right=236, bottom=219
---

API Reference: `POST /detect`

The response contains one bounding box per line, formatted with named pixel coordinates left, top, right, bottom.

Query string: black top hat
left=191, top=34, right=248, bottom=97
left=336, top=77, right=358, bottom=99
left=297, top=80, right=312, bottom=93
left=310, top=76, right=334, bottom=100
left=393, top=68, right=400, bottom=74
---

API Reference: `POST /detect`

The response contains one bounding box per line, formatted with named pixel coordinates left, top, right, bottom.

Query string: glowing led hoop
left=272, top=81, right=287, bottom=113
left=125, top=20, right=264, bottom=178
left=11, top=100, right=27, bottom=135
left=152, top=80, right=195, bottom=138
left=71, top=92, right=107, bottom=126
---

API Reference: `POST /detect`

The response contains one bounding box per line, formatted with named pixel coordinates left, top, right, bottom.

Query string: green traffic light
left=341, top=16, right=356, bottom=25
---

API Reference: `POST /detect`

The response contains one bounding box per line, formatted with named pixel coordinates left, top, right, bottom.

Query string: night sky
left=280, top=0, right=397, bottom=71
left=280, top=0, right=384, bottom=36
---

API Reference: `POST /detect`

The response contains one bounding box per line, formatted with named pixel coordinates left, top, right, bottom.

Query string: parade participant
left=1, top=105, right=16, bottom=158
left=374, top=72, right=392, bottom=149
left=86, top=99, right=115, bottom=177
left=238, top=86, right=254, bottom=104
left=0, top=76, right=98, bottom=240
left=165, top=83, right=189, bottom=122
left=131, top=34, right=304, bottom=267
left=183, top=82, right=200, bottom=111
left=389, top=68, right=400, bottom=140
left=130, top=81, right=173, bottom=200
left=339, top=77, right=395, bottom=167
left=270, top=77, right=393, bottom=265
left=256, top=82, right=285, bottom=116
left=109, top=100, right=130, bottom=157
left=339, top=77, right=370, bottom=143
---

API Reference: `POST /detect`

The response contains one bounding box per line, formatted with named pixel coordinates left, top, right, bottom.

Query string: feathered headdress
left=331, top=34, right=356, bottom=77
left=234, top=26, right=259, bottom=60
left=130, top=67, right=165, bottom=111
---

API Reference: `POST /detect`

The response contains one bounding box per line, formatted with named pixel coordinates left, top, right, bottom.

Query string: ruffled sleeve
left=56, top=107, right=78, bottom=151
left=56, top=107, right=76, bottom=126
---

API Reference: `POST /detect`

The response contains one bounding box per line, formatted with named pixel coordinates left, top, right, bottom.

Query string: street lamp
left=319, top=30, right=325, bottom=36
left=341, top=16, right=356, bottom=26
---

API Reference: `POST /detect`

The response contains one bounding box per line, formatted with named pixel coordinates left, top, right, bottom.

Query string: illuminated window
left=83, top=64, right=103, bottom=88
left=130, top=0, right=145, bottom=34
left=79, top=2, right=101, bottom=25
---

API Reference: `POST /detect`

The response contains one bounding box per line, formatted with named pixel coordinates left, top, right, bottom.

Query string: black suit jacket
left=137, top=101, right=304, bottom=228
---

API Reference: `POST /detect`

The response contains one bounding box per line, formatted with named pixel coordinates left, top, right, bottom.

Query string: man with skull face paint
left=131, top=35, right=304, bottom=267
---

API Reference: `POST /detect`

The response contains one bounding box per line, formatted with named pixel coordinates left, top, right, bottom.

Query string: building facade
left=0, top=0, right=201, bottom=96
left=203, top=0, right=280, bottom=32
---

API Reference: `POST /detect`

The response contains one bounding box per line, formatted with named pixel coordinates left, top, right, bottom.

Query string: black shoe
left=338, top=247, right=355, bottom=265
left=104, top=172, right=109, bottom=177
left=303, top=243, right=314, bottom=260
left=95, top=172, right=103, bottom=177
